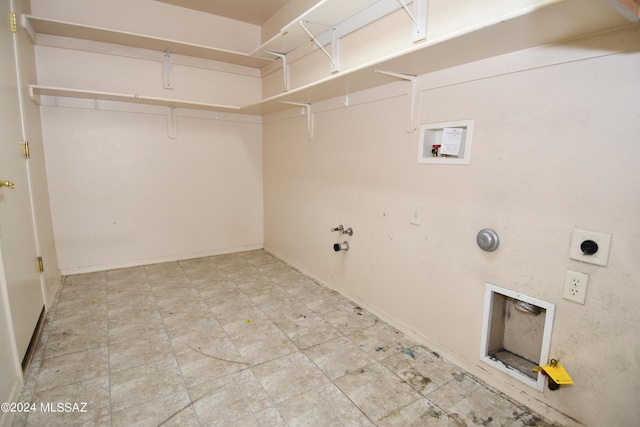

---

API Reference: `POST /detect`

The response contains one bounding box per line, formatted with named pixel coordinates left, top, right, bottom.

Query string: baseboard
left=60, top=244, right=264, bottom=275
left=45, top=273, right=63, bottom=308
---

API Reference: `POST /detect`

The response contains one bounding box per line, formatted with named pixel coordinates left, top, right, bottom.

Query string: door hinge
left=10, top=13, right=17, bottom=33
left=22, top=141, right=30, bottom=159
left=37, top=257, right=44, bottom=273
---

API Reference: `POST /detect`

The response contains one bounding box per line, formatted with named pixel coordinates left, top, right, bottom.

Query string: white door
left=0, top=0, right=45, bottom=362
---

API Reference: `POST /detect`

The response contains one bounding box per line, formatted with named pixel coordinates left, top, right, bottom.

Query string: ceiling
left=154, top=0, right=292, bottom=25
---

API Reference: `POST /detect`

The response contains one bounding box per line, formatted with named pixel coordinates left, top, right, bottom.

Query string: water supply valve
left=331, top=225, right=353, bottom=236
left=533, top=359, right=573, bottom=391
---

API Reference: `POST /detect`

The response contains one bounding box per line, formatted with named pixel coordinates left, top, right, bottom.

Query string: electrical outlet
left=410, top=205, right=422, bottom=225
left=563, top=270, right=589, bottom=304
left=569, top=229, right=612, bottom=266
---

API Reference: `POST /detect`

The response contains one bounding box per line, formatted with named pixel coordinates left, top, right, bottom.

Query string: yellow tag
left=533, top=364, right=573, bottom=385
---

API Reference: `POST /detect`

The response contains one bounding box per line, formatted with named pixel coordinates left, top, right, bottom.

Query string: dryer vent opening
left=480, top=283, right=555, bottom=392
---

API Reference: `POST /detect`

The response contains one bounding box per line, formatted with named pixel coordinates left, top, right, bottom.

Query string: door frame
left=0, top=0, right=53, bottom=417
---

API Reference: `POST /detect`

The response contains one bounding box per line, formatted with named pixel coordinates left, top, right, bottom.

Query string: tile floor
left=13, top=250, right=557, bottom=426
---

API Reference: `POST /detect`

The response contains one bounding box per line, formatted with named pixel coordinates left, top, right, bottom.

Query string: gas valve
left=533, top=359, right=573, bottom=390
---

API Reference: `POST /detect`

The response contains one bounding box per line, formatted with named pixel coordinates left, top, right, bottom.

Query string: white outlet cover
left=563, top=270, right=589, bottom=304
left=569, top=229, right=612, bottom=266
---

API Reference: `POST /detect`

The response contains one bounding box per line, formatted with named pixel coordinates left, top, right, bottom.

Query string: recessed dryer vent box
left=480, top=283, right=555, bottom=392
left=418, top=120, right=474, bottom=165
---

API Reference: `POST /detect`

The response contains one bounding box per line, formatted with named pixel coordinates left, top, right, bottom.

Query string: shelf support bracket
left=163, top=48, right=174, bottom=89
left=28, top=85, right=41, bottom=105
left=397, top=0, right=416, bottom=24
left=299, top=21, right=340, bottom=73
left=375, top=70, right=419, bottom=133
left=396, top=0, right=428, bottom=42
left=265, top=51, right=289, bottom=92
left=280, top=101, right=314, bottom=140
left=412, top=0, right=428, bottom=42
left=20, top=14, right=37, bottom=43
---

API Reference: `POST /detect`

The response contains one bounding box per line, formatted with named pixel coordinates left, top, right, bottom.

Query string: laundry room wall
left=40, top=104, right=263, bottom=274
left=262, top=25, right=640, bottom=427
left=31, top=0, right=265, bottom=273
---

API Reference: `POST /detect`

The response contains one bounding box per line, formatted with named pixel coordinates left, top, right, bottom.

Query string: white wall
left=41, top=103, right=263, bottom=274
left=263, top=26, right=640, bottom=427
left=34, top=43, right=262, bottom=108
left=32, top=1, right=265, bottom=274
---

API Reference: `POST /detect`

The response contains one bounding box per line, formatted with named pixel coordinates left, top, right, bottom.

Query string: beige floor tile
left=376, top=398, right=461, bottom=427
left=424, top=372, right=484, bottom=410
left=209, top=297, right=267, bottom=328
left=382, top=347, right=463, bottom=396
left=175, top=338, right=247, bottom=388
left=348, top=321, right=417, bottom=361
left=41, top=326, right=93, bottom=359
left=262, top=302, right=342, bottom=349
left=445, top=385, right=527, bottom=427
left=305, top=336, right=377, bottom=380
left=277, top=383, right=376, bottom=427
left=322, top=305, right=378, bottom=335
left=35, top=347, right=108, bottom=393
left=226, top=320, right=298, bottom=365
left=22, top=377, right=110, bottom=427
left=81, top=376, right=111, bottom=424
left=246, top=285, right=295, bottom=308
left=108, top=336, right=156, bottom=373
left=267, top=269, right=305, bottom=285
left=110, top=397, right=167, bottom=427
left=109, top=362, right=162, bottom=412
left=144, top=390, right=202, bottom=426
left=189, top=370, right=276, bottom=426
left=333, top=363, right=421, bottom=422
left=251, top=352, right=331, bottom=403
